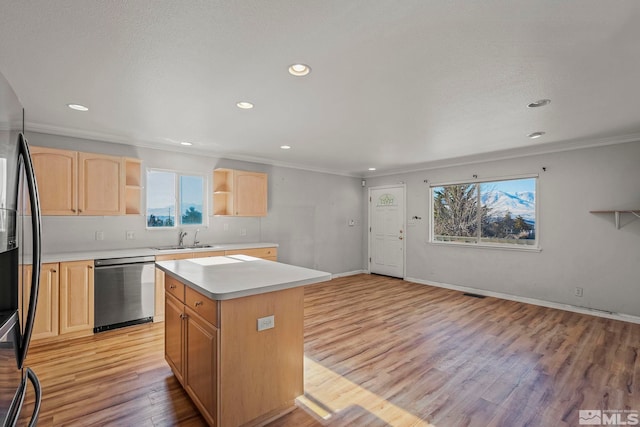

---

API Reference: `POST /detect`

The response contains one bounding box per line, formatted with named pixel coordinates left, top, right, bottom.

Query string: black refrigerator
left=0, top=69, right=43, bottom=426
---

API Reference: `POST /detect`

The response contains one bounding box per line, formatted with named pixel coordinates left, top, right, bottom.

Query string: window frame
left=145, top=168, right=208, bottom=230
left=429, top=174, right=540, bottom=251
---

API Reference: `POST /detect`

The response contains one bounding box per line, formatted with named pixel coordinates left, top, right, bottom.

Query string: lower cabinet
left=185, top=307, right=217, bottom=420
left=165, top=278, right=218, bottom=426
left=59, top=260, right=95, bottom=335
left=20, top=260, right=94, bottom=342
left=20, top=263, right=60, bottom=340
left=164, top=274, right=304, bottom=427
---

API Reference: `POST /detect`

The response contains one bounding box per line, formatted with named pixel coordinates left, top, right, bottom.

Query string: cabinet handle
left=194, top=301, right=203, bottom=307
left=169, top=284, right=176, bottom=289
left=180, top=313, right=188, bottom=319
left=88, top=266, right=93, bottom=269
left=78, top=209, right=82, bottom=213
left=72, top=208, right=76, bottom=213
left=50, top=269, right=57, bottom=273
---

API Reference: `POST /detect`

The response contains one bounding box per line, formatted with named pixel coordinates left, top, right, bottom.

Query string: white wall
left=26, top=132, right=365, bottom=275
left=365, top=141, right=640, bottom=317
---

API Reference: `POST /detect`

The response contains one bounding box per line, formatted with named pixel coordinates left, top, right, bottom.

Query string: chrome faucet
left=193, top=229, right=200, bottom=246
left=178, top=230, right=187, bottom=247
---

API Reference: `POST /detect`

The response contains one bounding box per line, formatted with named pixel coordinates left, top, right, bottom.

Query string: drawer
left=225, top=247, right=277, bottom=260
left=185, top=287, right=218, bottom=326
left=192, top=250, right=225, bottom=258
left=156, top=252, right=194, bottom=261
left=165, top=275, right=185, bottom=303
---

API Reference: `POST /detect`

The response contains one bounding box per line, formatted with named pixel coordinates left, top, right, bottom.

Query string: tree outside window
left=432, top=177, right=536, bottom=246
left=147, top=169, right=206, bottom=228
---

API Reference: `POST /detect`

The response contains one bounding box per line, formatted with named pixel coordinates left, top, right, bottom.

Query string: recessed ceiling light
left=288, top=63, right=311, bottom=77
left=236, top=101, right=254, bottom=109
left=67, top=103, right=89, bottom=111
left=527, top=131, right=546, bottom=139
left=368, top=167, right=376, bottom=171
left=280, top=145, right=291, bottom=150
left=180, top=142, right=193, bottom=146
left=527, top=99, right=551, bottom=108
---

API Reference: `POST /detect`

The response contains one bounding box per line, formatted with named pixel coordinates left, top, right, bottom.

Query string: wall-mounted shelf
left=589, top=210, right=640, bottom=229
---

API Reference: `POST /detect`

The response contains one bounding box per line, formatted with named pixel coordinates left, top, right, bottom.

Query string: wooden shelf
left=125, top=158, right=142, bottom=215
left=589, top=210, right=640, bottom=229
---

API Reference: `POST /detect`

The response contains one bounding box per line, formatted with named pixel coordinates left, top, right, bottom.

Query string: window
left=146, top=169, right=206, bottom=228
left=431, top=176, right=537, bottom=247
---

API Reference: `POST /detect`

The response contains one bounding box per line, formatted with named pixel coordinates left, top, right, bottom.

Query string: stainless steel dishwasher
left=94, top=256, right=155, bottom=333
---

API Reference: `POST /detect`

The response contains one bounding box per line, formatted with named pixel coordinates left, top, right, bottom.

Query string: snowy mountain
left=481, top=190, right=535, bottom=221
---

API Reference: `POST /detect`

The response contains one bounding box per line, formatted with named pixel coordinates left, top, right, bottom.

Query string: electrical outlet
left=257, top=315, right=275, bottom=331
left=95, top=231, right=104, bottom=241
left=223, top=223, right=229, bottom=231
left=126, top=231, right=135, bottom=240
left=574, top=287, right=583, bottom=297
left=240, top=228, right=247, bottom=236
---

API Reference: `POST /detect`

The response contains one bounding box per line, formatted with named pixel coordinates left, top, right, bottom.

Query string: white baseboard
left=332, top=270, right=366, bottom=279
left=404, top=276, right=640, bottom=325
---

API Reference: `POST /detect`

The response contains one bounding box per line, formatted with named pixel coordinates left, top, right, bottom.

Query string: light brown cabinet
left=213, top=168, right=267, bottom=216
left=19, top=263, right=60, bottom=340
left=164, top=276, right=303, bottom=427
left=30, top=147, right=78, bottom=215
left=31, top=146, right=140, bottom=216
left=78, top=152, right=125, bottom=215
left=59, top=260, right=94, bottom=336
left=19, top=260, right=94, bottom=342
left=165, top=280, right=218, bottom=426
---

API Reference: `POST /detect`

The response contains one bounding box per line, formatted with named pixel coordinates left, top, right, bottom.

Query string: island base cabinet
left=165, top=293, right=184, bottom=385
left=185, top=308, right=218, bottom=427
left=165, top=284, right=304, bottom=427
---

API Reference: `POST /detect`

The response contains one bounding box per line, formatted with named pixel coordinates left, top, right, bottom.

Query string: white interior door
left=369, top=185, right=405, bottom=278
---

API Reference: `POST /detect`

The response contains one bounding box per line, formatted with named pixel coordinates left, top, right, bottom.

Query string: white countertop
left=40, top=242, right=278, bottom=263
left=156, top=255, right=332, bottom=300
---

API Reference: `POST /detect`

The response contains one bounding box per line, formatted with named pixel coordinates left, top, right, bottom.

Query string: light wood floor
left=22, top=274, right=640, bottom=426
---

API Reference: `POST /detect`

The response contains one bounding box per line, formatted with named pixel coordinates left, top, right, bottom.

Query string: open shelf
left=589, top=210, right=640, bottom=229
left=125, top=158, right=142, bottom=215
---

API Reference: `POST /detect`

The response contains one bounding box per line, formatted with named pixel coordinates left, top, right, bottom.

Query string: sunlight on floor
left=297, top=356, right=436, bottom=426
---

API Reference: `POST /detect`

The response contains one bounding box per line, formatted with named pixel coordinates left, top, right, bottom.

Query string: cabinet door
left=59, top=260, right=94, bottom=335
left=78, top=152, right=125, bottom=215
left=30, top=146, right=78, bottom=215
left=234, top=171, right=267, bottom=216
left=21, top=263, right=60, bottom=340
left=185, top=308, right=217, bottom=425
left=165, top=293, right=184, bottom=384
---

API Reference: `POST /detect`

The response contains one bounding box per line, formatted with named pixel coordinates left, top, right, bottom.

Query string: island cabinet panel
left=185, top=307, right=218, bottom=426
left=165, top=293, right=185, bottom=385
left=164, top=281, right=305, bottom=427
left=186, top=287, right=218, bottom=326
left=219, top=287, right=304, bottom=427
left=165, top=275, right=186, bottom=303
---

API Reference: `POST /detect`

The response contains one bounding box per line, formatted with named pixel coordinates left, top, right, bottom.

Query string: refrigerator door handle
left=17, top=133, right=42, bottom=368
left=25, top=368, right=42, bottom=427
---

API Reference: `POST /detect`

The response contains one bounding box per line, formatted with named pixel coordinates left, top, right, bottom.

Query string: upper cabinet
left=30, top=146, right=78, bottom=215
left=78, top=152, right=125, bottom=215
left=31, top=146, right=141, bottom=216
left=213, top=168, right=267, bottom=217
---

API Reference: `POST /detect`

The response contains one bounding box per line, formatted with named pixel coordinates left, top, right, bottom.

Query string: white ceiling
left=1, top=1, right=640, bottom=176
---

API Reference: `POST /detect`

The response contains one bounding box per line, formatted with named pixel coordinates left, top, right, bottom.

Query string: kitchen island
left=155, top=255, right=331, bottom=427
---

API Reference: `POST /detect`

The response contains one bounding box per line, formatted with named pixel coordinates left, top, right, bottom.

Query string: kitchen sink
left=153, top=244, right=214, bottom=251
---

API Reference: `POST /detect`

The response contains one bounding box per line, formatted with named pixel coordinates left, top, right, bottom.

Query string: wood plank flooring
left=21, top=274, right=640, bottom=426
